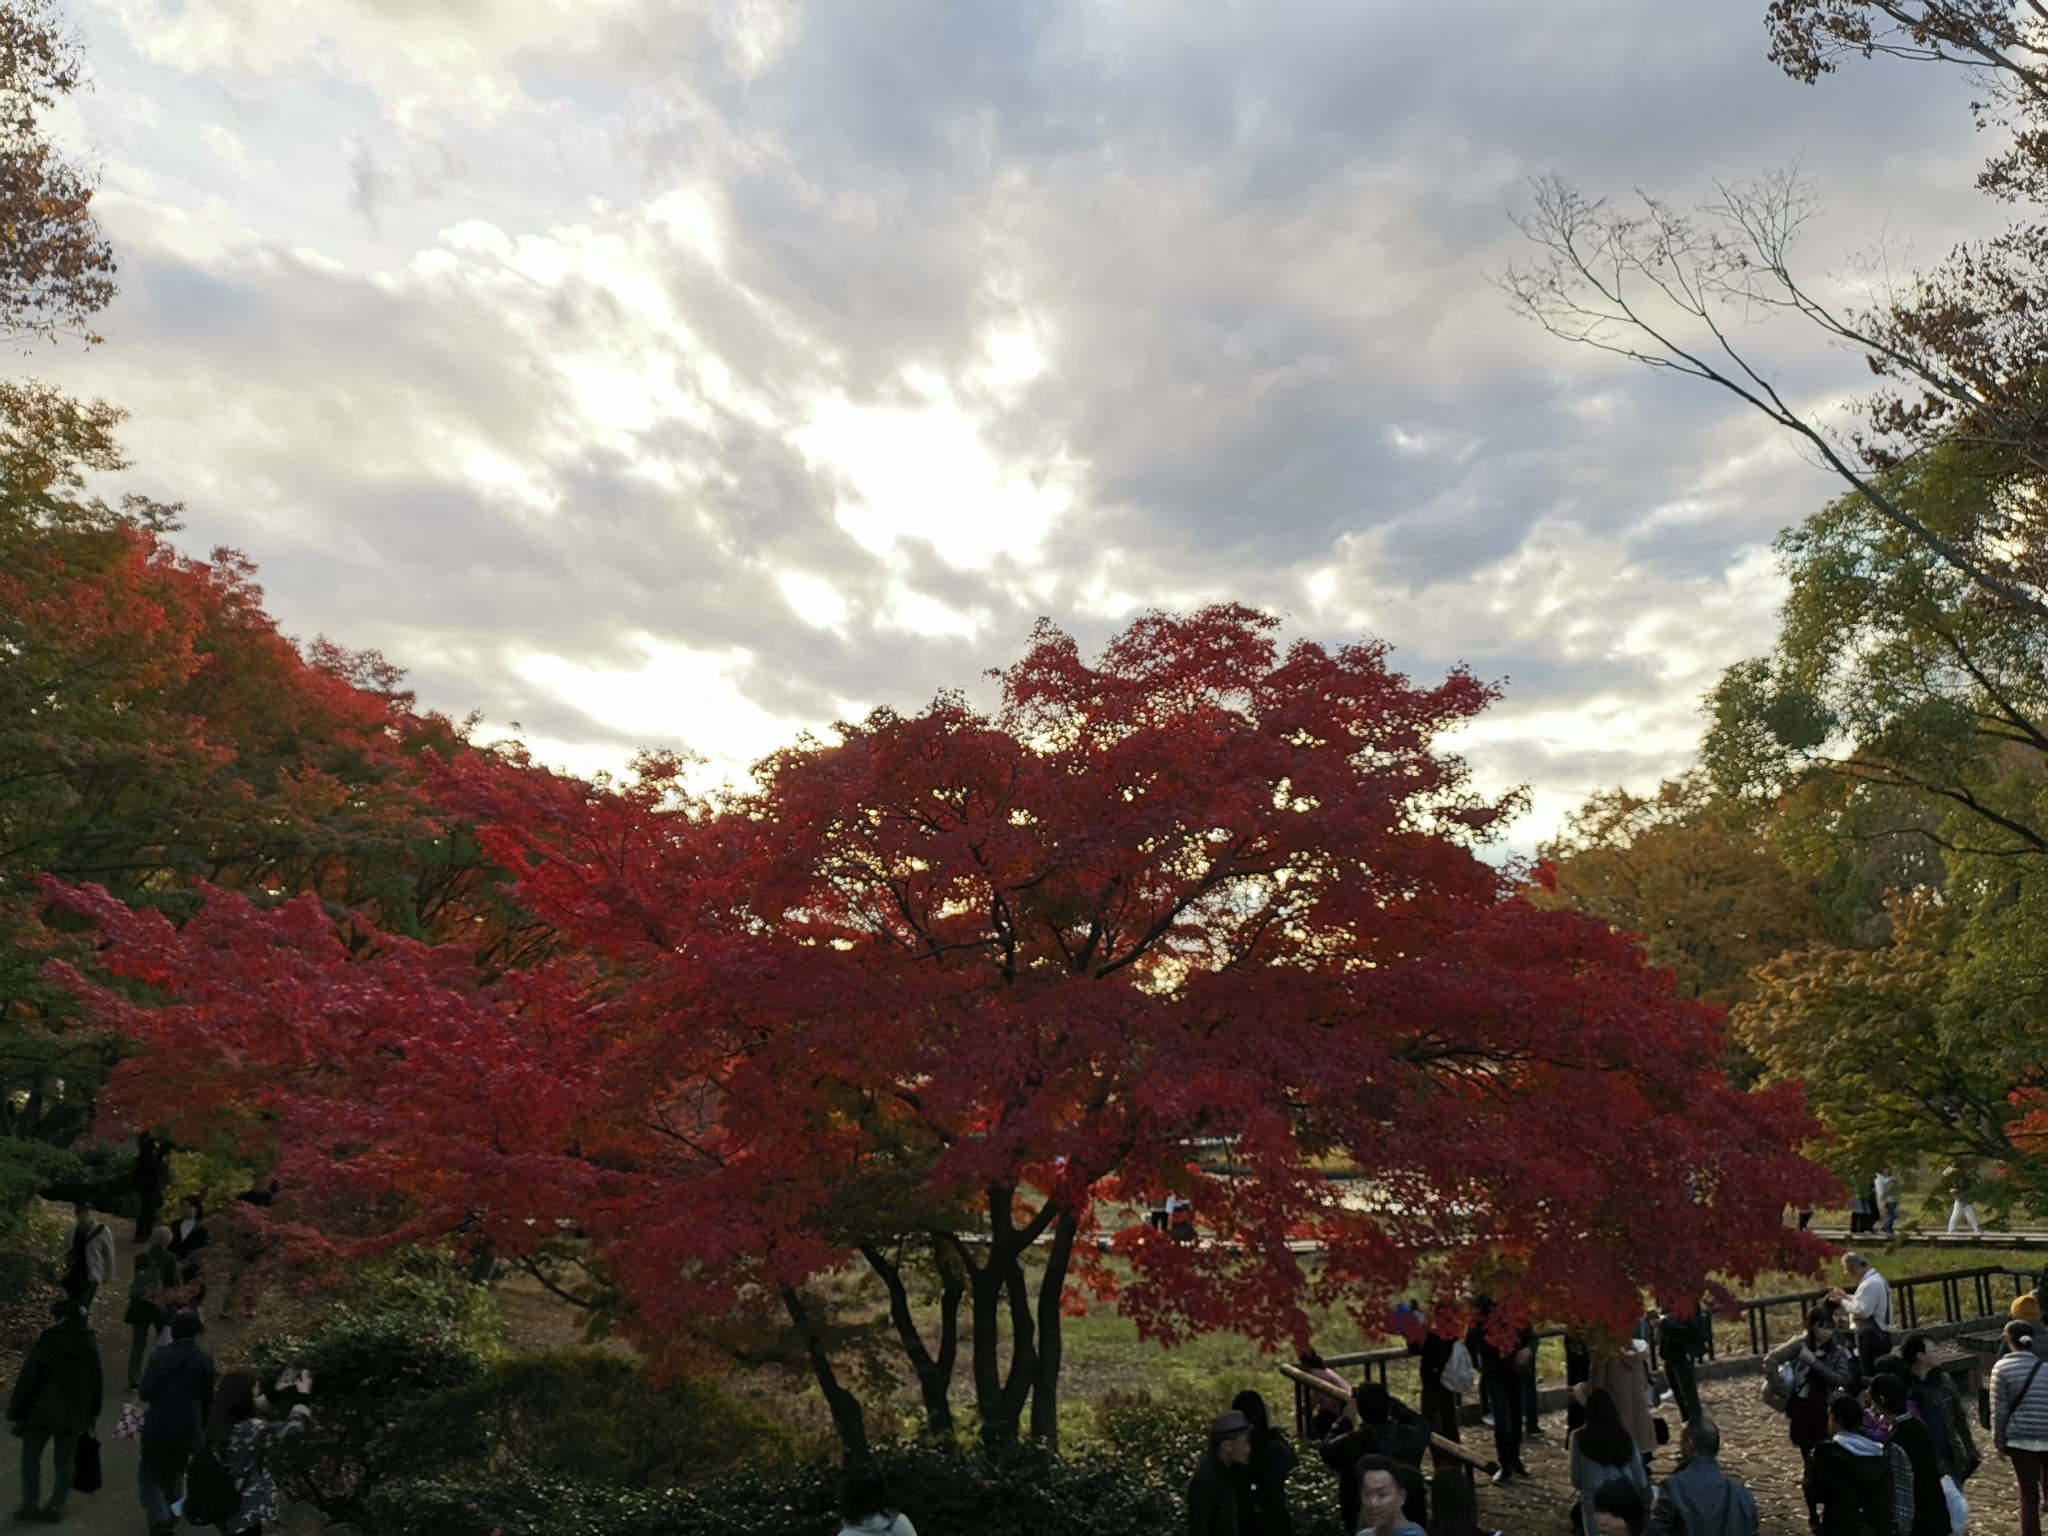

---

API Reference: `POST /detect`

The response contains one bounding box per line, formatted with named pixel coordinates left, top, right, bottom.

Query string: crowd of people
left=1171, top=1252, right=2048, bottom=1536
left=6, top=1157, right=310, bottom=1535
left=1173, top=1283, right=1762, bottom=1536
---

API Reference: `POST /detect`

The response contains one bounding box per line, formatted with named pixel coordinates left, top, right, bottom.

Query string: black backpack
left=183, top=1445, right=240, bottom=1526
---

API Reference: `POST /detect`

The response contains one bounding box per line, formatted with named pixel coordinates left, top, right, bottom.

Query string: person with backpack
left=58, top=1201, right=115, bottom=1317
left=137, top=1310, right=216, bottom=1536
left=1809, top=1393, right=1899, bottom=1536
left=199, top=1370, right=312, bottom=1535
left=1994, top=1319, right=2048, bottom=1536
left=6, top=1298, right=103, bottom=1524
left=1869, top=1372, right=1946, bottom=1536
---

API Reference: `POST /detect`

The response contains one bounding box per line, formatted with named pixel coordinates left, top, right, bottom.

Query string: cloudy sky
left=39, top=0, right=1998, bottom=846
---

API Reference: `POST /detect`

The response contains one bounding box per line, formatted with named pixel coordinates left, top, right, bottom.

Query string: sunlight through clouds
left=48, top=0, right=2002, bottom=853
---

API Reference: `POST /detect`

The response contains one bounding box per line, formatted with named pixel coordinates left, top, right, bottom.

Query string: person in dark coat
left=1321, top=1382, right=1431, bottom=1534
left=132, top=1131, right=169, bottom=1243
left=1871, top=1373, right=1948, bottom=1536
left=1229, top=1390, right=1297, bottom=1536
left=1189, top=1409, right=1253, bottom=1536
left=1808, top=1393, right=1897, bottom=1536
left=7, top=1299, right=103, bottom=1523
left=1469, top=1297, right=1535, bottom=1483
left=137, top=1310, right=216, bottom=1536
left=168, top=1195, right=210, bottom=1297
left=1658, top=1299, right=1711, bottom=1424
left=1412, top=1324, right=1463, bottom=1449
left=125, top=1226, right=179, bottom=1390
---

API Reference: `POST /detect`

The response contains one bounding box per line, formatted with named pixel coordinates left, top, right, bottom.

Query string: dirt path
left=3, top=1233, right=260, bottom=1536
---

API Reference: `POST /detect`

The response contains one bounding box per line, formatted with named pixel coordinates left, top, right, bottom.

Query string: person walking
left=1190, top=1410, right=1253, bottom=1536
left=1808, top=1394, right=1897, bottom=1536
left=137, top=1311, right=216, bottom=1536
left=1994, top=1318, right=2048, bottom=1536
left=837, top=1462, right=916, bottom=1536
left=1946, top=1166, right=1983, bottom=1237
left=206, top=1371, right=313, bottom=1536
left=1831, top=1254, right=1894, bottom=1374
left=1468, top=1298, right=1534, bottom=1484
left=1874, top=1171, right=1900, bottom=1238
left=1658, top=1298, right=1710, bottom=1424
left=1899, top=1332, right=1981, bottom=1484
left=6, top=1299, right=103, bottom=1524
left=1570, top=1387, right=1650, bottom=1536
left=1229, top=1390, right=1297, bottom=1536
left=57, top=1202, right=115, bottom=1317
left=124, top=1226, right=179, bottom=1390
left=131, top=1132, right=169, bottom=1244
left=168, top=1195, right=210, bottom=1302
left=1645, top=1419, right=1759, bottom=1536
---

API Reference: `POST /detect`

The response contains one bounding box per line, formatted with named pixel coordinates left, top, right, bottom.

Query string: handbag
left=113, top=1401, right=146, bottom=1441
left=71, top=1430, right=102, bottom=1493
left=182, top=1444, right=240, bottom=1526
left=1943, top=1472, right=1970, bottom=1533
left=1760, top=1359, right=1795, bottom=1413
left=1441, top=1338, right=1477, bottom=1396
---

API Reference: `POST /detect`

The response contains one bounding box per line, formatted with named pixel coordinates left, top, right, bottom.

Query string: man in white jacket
left=1830, top=1253, right=1892, bottom=1373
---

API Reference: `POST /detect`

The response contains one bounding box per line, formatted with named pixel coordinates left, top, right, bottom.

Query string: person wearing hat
left=1189, top=1409, right=1253, bottom=1536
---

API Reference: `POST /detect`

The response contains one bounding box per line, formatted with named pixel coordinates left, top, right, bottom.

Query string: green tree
left=1539, top=773, right=1830, bottom=1010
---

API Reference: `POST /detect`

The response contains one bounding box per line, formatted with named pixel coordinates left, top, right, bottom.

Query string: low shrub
left=364, top=1438, right=1195, bottom=1536
left=254, top=1247, right=500, bottom=1521
left=420, top=1349, right=797, bottom=1488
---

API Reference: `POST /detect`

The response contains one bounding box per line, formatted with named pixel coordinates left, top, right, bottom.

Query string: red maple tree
left=53, top=606, right=1832, bottom=1451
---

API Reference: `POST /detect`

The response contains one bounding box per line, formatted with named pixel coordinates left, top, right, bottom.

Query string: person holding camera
left=204, top=1367, right=313, bottom=1536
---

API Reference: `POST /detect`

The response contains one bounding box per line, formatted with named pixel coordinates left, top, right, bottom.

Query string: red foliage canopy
left=53, top=605, right=1833, bottom=1449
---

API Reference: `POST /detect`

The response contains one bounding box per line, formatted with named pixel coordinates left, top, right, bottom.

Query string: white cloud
left=47, top=0, right=2003, bottom=847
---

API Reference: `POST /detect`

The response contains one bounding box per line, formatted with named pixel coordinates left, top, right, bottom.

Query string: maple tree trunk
left=1027, top=1207, right=1079, bottom=1448
left=859, top=1240, right=962, bottom=1441
left=780, top=1286, right=870, bottom=1459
